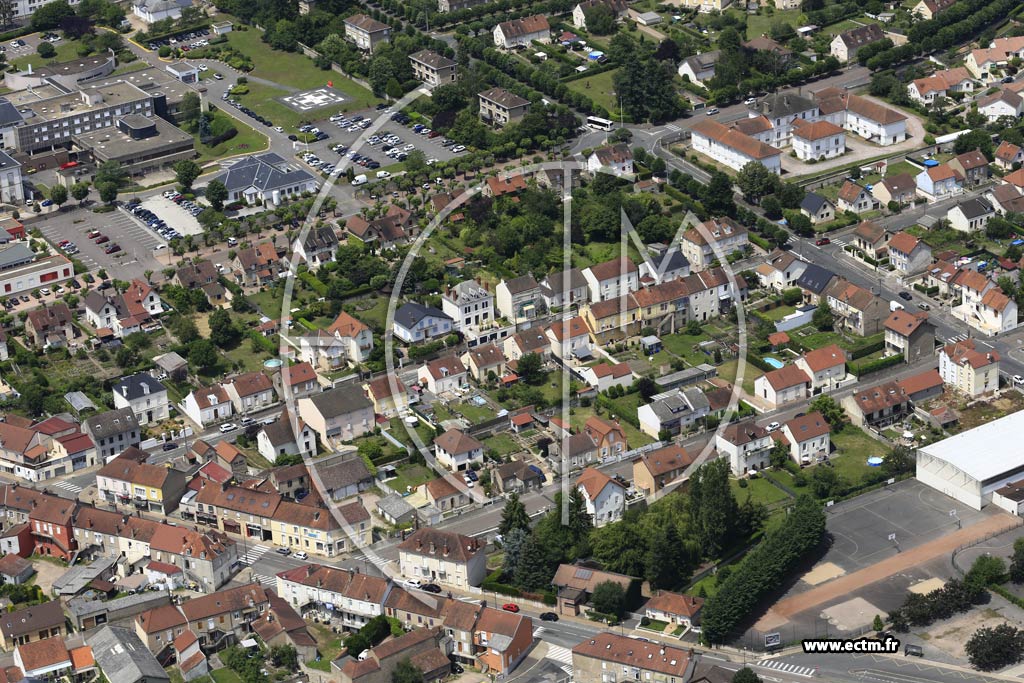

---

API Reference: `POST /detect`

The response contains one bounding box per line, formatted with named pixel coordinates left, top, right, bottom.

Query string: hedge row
left=848, top=353, right=903, bottom=377
left=849, top=338, right=884, bottom=360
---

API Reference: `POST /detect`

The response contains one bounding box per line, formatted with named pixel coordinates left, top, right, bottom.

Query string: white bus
left=586, top=115, right=614, bottom=131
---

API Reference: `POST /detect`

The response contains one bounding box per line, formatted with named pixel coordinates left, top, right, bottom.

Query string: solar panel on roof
left=574, top=568, right=593, bottom=580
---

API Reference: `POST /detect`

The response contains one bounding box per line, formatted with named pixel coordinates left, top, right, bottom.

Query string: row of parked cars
left=225, top=98, right=274, bottom=129
left=164, top=190, right=204, bottom=218
left=390, top=112, right=467, bottom=154
left=146, top=28, right=211, bottom=51
left=330, top=113, right=373, bottom=133
left=124, top=195, right=184, bottom=242
left=300, top=151, right=339, bottom=176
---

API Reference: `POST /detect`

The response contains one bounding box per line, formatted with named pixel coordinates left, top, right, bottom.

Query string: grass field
left=12, top=40, right=84, bottom=69
left=309, top=622, right=343, bottom=671
left=195, top=110, right=269, bottom=163
left=885, top=160, right=920, bottom=178
left=484, top=433, right=520, bottom=456
left=829, top=425, right=887, bottom=484
left=210, top=669, right=242, bottom=683
left=566, top=68, right=620, bottom=117
left=745, top=9, right=802, bottom=40
left=224, top=28, right=378, bottom=129
left=730, top=476, right=791, bottom=506
left=718, top=358, right=758, bottom=395
left=760, top=304, right=797, bottom=322
left=389, top=463, right=433, bottom=493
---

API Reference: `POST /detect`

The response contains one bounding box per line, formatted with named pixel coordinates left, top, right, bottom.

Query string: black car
left=288, top=134, right=298, bottom=141
left=450, top=663, right=464, bottom=675
left=420, top=583, right=443, bottom=593
left=898, top=291, right=913, bottom=301
left=162, top=442, right=178, bottom=451
left=540, top=612, right=559, bottom=622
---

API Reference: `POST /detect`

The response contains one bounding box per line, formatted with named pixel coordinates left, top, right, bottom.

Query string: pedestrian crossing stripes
left=830, top=238, right=848, bottom=246
left=756, top=660, right=815, bottom=677
left=253, top=573, right=276, bottom=587
left=946, top=334, right=968, bottom=344
left=240, top=544, right=270, bottom=565
left=665, top=124, right=681, bottom=132
left=52, top=481, right=82, bottom=493
left=546, top=644, right=573, bottom=677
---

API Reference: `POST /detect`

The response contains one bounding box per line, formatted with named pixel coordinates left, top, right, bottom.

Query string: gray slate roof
left=309, top=451, right=373, bottom=492
left=800, top=192, right=831, bottom=213
left=954, top=197, right=994, bottom=220
left=305, top=386, right=372, bottom=418
left=214, top=153, right=315, bottom=193
left=394, top=302, right=451, bottom=329
left=0, top=99, right=25, bottom=127
left=87, top=625, right=170, bottom=683
left=84, top=407, right=139, bottom=439
left=796, top=263, right=836, bottom=293
left=756, top=91, right=817, bottom=118
left=0, top=243, right=34, bottom=269
left=376, top=493, right=415, bottom=521
left=113, top=373, right=166, bottom=401
left=649, top=388, right=711, bottom=423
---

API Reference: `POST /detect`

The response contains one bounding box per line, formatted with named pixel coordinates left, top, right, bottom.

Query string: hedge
left=848, top=353, right=903, bottom=377
left=849, top=338, right=885, bottom=360
left=299, top=271, right=328, bottom=296
left=748, top=233, right=771, bottom=251
left=596, top=394, right=640, bottom=428
left=745, top=353, right=774, bottom=373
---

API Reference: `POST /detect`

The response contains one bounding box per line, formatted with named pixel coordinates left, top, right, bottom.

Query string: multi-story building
left=112, top=373, right=169, bottom=426
left=409, top=50, right=457, bottom=87
left=572, top=633, right=693, bottom=683
left=343, top=14, right=391, bottom=53
left=939, top=339, right=1000, bottom=397
left=298, top=387, right=374, bottom=445
left=0, top=151, right=23, bottom=205
left=478, top=88, right=530, bottom=127
left=275, top=564, right=391, bottom=629
left=84, top=407, right=141, bottom=462
left=0, top=600, right=67, bottom=650
left=24, top=301, right=75, bottom=348
left=916, top=163, right=965, bottom=201
left=690, top=119, right=782, bottom=173
left=392, top=303, right=453, bottom=343
left=908, top=67, right=975, bottom=104
left=825, top=280, right=887, bottom=336
left=398, top=528, right=487, bottom=588
left=149, top=525, right=237, bottom=593
left=791, top=119, right=845, bottom=161
left=679, top=217, right=748, bottom=270
left=886, top=231, right=932, bottom=275
left=794, top=344, right=848, bottom=394
left=753, top=365, right=810, bottom=409
left=830, top=23, right=885, bottom=62
left=752, top=91, right=820, bottom=147
left=417, top=355, right=468, bottom=395
left=433, top=428, right=484, bottom=472
left=575, top=467, right=625, bottom=527
left=948, top=197, right=995, bottom=233
left=296, top=310, right=374, bottom=369
left=495, top=275, right=541, bottom=323
left=884, top=309, right=935, bottom=362
left=96, top=449, right=187, bottom=515
left=83, top=279, right=162, bottom=339
left=781, top=412, right=831, bottom=466
left=181, top=385, right=233, bottom=427
left=715, top=421, right=772, bottom=475
left=632, top=444, right=693, bottom=497
left=442, top=280, right=494, bottom=333
left=225, top=371, right=276, bottom=415
left=582, top=257, right=639, bottom=303
left=493, top=15, right=550, bottom=49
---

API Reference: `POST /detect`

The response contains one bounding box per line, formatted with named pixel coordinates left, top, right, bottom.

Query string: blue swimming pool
left=764, top=357, right=785, bottom=369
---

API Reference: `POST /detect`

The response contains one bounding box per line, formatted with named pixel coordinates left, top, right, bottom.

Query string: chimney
left=417, top=537, right=423, bottom=550
left=429, top=540, right=436, bottom=554
left=442, top=541, right=450, bottom=557
left=306, top=566, right=314, bottom=578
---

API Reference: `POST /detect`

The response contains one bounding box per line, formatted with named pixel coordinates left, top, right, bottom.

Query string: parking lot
left=138, top=196, right=204, bottom=236
left=36, top=210, right=166, bottom=279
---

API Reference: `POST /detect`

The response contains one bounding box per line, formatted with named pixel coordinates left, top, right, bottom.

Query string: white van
left=352, top=174, right=368, bottom=186
left=376, top=170, right=391, bottom=179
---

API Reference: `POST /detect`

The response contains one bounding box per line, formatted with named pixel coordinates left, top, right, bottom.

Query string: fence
left=951, top=518, right=1024, bottom=575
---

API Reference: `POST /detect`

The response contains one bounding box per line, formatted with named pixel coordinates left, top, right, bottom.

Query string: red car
left=94, top=235, right=109, bottom=244
left=815, top=237, right=831, bottom=246
left=502, top=603, right=519, bottom=613
left=104, top=244, right=121, bottom=254
left=57, top=239, right=70, bottom=247
left=86, top=230, right=100, bottom=238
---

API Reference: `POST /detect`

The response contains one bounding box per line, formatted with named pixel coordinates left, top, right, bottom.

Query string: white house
left=690, top=119, right=782, bottom=174
left=637, top=387, right=711, bottom=438
left=546, top=316, right=592, bottom=361
left=442, top=280, right=494, bottom=333
left=582, top=257, right=639, bottom=302
left=886, top=231, right=932, bottom=275
left=978, top=89, right=1024, bottom=123
left=908, top=68, right=975, bottom=104
left=418, top=355, right=468, bottom=395
left=538, top=268, right=589, bottom=310
left=948, top=197, right=996, bottom=233
left=794, top=344, right=848, bottom=394
left=576, top=467, right=626, bottom=527
left=572, top=0, right=628, bottom=29
left=679, top=217, right=749, bottom=270
left=791, top=119, right=845, bottom=161
left=751, top=91, right=819, bottom=147
left=830, top=23, right=885, bottom=62
left=132, top=0, right=192, bottom=24
left=182, top=385, right=233, bottom=426
left=493, top=15, right=550, bottom=49
left=716, top=421, right=773, bottom=475
left=434, top=428, right=484, bottom=472
left=939, top=339, right=1000, bottom=397
left=580, top=362, right=633, bottom=392
left=393, top=303, right=453, bottom=343
left=587, top=144, right=634, bottom=177
left=781, top=412, right=831, bottom=465
left=814, top=89, right=907, bottom=145
left=397, top=528, right=486, bottom=588
left=112, top=373, right=169, bottom=425
left=677, top=51, right=719, bottom=86
left=753, top=365, right=810, bottom=409
left=495, top=275, right=541, bottom=323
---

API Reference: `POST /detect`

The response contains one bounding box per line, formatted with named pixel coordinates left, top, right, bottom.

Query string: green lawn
left=718, top=358, right=758, bottom=395
left=484, top=433, right=520, bottom=456
left=824, top=19, right=863, bottom=36
left=211, top=669, right=243, bottom=683
left=309, top=622, right=343, bottom=671
left=730, top=476, right=791, bottom=506
left=195, top=110, right=269, bottom=163
left=12, top=40, right=86, bottom=70
left=225, top=28, right=378, bottom=127
left=885, top=160, right=921, bottom=178
left=566, top=68, right=620, bottom=118
left=760, top=305, right=797, bottom=322
left=452, top=400, right=496, bottom=424
left=746, top=9, right=802, bottom=40
left=390, top=463, right=433, bottom=493
left=828, top=426, right=888, bottom=484
left=661, top=331, right=717, bottom=367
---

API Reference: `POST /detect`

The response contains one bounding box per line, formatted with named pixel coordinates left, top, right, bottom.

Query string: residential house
left=583, top=295, right=640, bottom=345
left=178, top=584, right=270, bottom=646
left=579, top=362, right=633, bottom=392
left=484, top=173, right=528, bottom=198
left=363, top=375, right=410, bottom=419
left=291, top=227, right=339, bottom=270
left=884, top=309, right=935, bottom=362
left=753, top=365, right=811, bottom=408
left=24, top=303, right=75, bottom=348
left=344, top=205, right=413, bottom=249
left=583, top=257, right=639, bottom=302
left=791, top=118, right=846, bottom=160
left=180, top=385, right=233, bottom=427
left=951, top=269, right=1017, bottom=335
left=978, top=89, right=1023, bottom=122
left=409, top=50, right=457, bottom=87
left=423, top=477, right=469, bottom=512
left=966, top=36, right=1024, bottom=81
left=989, top=183, right=1024, bottom=215
left=256, top=410, right=316, bottom=463
left=275, top=564, right=390, bottom=630
left=837, top=181, right=879, bottom=213
left=814, top=88, right=908, bottom=145
left=83, top=280, right=163, bottom=339
left=690, top=119, right=782, bottom=173
left=551, top=431, right=598, bottom=474
left=433, top=428, right=484, bottom=472
left=754, top=250, right=807, bottom=291
left=552, top=564, right=639, bottom=616
left=800, top=193, right=836, bottom=224
left=908, top=67, right=974, bottom=104
left=826, top=280, right=887, bottom=336
left=298, top=387, right=374, bottom=445
left=392, top=303, right=453, bottom=344
left=995, top=140, right=1024, bottom=170
left=493, top=460, right=542, bottom=494
left=948, top=197, right=995, bottom=233
left=503, top=328, right=550, bottom=362
left=463, top=343, right=506, bottom=382
left=397, top=528, right=486, bottom=588
left=472, top=608, right=533, bottom=675
left=442, top=280, right=494, bottom=334
left=493, top=15, right=549, bottom=49
left=831, top=24, right=885, bottom=62
left=632, top=444, right=694, bottom=496
left=276, top=362, right=320, bottom=401
left=0, top=600, right=67, bottom=649
left=912, top=0, right=955, bottom=19
left=231, top=242, right=280, bottom=287
left=639, top=244, right=691, bottom=285
left=752, top=91, right=820, bottom=147
left=852, top=221, right=891, bottom=259
left=679, top=217, right=748, bottom=270
left=343, top=14, right=391, bottom=53
left=586, top=144, right=633, bottom=177
left=644, top=592, right=704, bottom=630
left=939, top=339, right=1000, bottom=396
left=572, top=0, right=627, bottom=28
left=418, top=355, right=468, bottom=395
left=495, top=275, right=541, bottom=323
left=716, top=421, right=773, bottom=474
left=306, top=451, right=373, bottom=501
left=637, top=387, right=711, bottom=438
left=84, top=407, right=141, bottom=462
left=872, top=174, right=918, bottom=207
left=337, top=627, right=450, bottom=683
left=843, top=379, right=911, bottom=428
left=886, top=231, right=932, bottom=275
left=149, top=526, right=237, bottom=593
left=584, top=415, right=627, bottom=459
left=224, top=372, right=275, bottom=415
left=576, top=467, right=626, bottom=527
left=96, top=450, right=187, bottom=515
left=949, top=150, right=991, bottom=187
left=546, top=316, right=592, bottom=361
left=112, top=373, right=168, bottom=426
left=677, top=51, right=719, bottom=86
left=916, top=163, right=964, bottom=201
left=538, top=267, right=589, bottom=309
left=478, top=88, right=530, bottom=127
left=781, top=411, right=831, bottom=465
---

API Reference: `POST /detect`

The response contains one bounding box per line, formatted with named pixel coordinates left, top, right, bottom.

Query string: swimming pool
left=764, top=357, right=785, bottom=369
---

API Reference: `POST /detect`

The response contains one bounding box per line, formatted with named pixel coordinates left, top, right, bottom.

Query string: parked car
left=420, top=584, right=443, bottom=593
left=162, top=442, right=177, bottom=451
left=766, top=421, right=780, bottom=432
left=898, top=291, right=913, bottom=301
left=502, top=603, right=520, bottom=613
left=540, top=612, right=559, bottom=622
left=219, top=422, right=238, bottom=433
left=292, top=551, right=308, bottom=560
left=275, top=547, right=291, bottom=555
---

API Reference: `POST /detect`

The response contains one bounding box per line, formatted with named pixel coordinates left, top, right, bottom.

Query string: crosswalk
left=546, top=644, right=574, bottom=677
left=829, top=237, right=849, bottom=247
left=756, top=659, right=816, bottom=677
left=253, top=572, right=276, bottom=587
left=52, top=481, right=81, bottom=494
left=240, top=544, right=270, bottom=566
left=945, top=333, right=969, bottom=344
left=665, top=123, right=681, bottom=132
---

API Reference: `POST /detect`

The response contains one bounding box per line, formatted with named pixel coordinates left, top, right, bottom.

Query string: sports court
left=280, top=87, right=349, bottom=112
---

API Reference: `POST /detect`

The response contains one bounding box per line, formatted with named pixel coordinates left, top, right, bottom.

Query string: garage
left=916, top=410, right=1024, bottom=510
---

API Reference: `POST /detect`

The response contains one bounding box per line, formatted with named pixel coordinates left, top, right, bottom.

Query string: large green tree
left=498, top=492, right=531, bottom=537
left=733, top=668, right=762, bottom=683
left=966, top=624, right=1024, bottom=671
left=391, top=659, right=424, bottom=683
left=688, top=459, right=739, bottom=558
left=206, top=179, right=228, bottom=212
left=175, top=160, right=201, bottom=191
left=590, top=580, right=626, bottom=617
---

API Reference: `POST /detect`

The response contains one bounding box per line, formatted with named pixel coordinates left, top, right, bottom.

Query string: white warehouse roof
left=918, top=410, right=1024, bottom=485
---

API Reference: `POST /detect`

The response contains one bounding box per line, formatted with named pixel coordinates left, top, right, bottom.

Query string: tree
left=590, top=580, right=627, bottom=618
left=175, top=160, right=201, bottom=191
left=269, top=645, right=298, bottom=671
left=736, top=162, right=780, bottom=203
left=49, top=185, right=68, bottom=207
left=37, top=42, right=56, bottom=59
left=703, top=171, right=736, bottom=216
left=498, top=493, right=531, bottom=537
left=873, top=614, right=885, bottom=632
left=966, top=624, right=1024, bottom=671
left=30, top=0, right=74, bottom=30
left=732, top=668, right=762, bottom=683
left=583, top=4, right=616, bottom=34
left=809, top=395, right=846, bottom=429
left=391, top=659, right=424, bottom=683
left=1011, top=537, right=1024, bottom=584
left=0, top=0, right=13, bottom=28
left=188, top=339, right=219, bottom=370
left=637, top=376, right=657, bottom=401
left=180, top=92, right=202, bottom=127
left=501, top=527, right=529, bottom=577
left=688, top=459, right=739, bottom=558
left=513, top=532, right=554, bottom=591
left=97, top=181, right=118, bottom=204
left=769, top=439, right=791, bottom=469
left=812, top=300, right=834, bottom=331
left=404, top=150, right=427, bottom=174
left=965, top=554, right=1006, bottom=592
left=567, top=487, right=593, bottom=555
left=206, top=179, right=228, bottom=212
left=645, top=522, right=692, bottom=590
left=70, top=183, right=89, bottom=205
left=882, top=444, right=915, bottom=477
left=209, top=308, right=241, bottom=348
left=516, top=352, right=543, bottom=385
